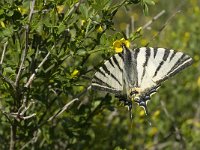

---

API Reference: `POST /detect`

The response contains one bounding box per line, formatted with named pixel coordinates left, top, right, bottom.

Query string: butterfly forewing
left=91, top=53, right=124, bottom=94
left=133, top=47, right=193, bottom=91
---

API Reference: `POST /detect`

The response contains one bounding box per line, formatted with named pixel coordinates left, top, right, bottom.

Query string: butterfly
left=91, top=44, right=193, bottom=116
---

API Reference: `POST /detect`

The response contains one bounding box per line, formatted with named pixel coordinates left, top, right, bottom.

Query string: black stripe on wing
left=153, top=48, right=158, bottom=58
left=168, top=53, right=186, bottom=72
left=113, top=55, right=123, bottom=72
left=166, top=54, right=192, bottom=77
left=97, top=68, right=106, bottom=77
left=141, top=47, right=151, bottom=80
left=101, top=65, right=122, bottom=86
left=91, top=53, right=124, bottom=93
left=169, top=51, right=176, bottom=61
left=108, top=59, right=115, bottom=68
left=92, top=76, right=114, bottom=89
left=134, top=48, right=140, bottom=87
left=91, top=83, right=121, bottom=94
left=156, top=53, right=193, bottom=83
left=153, top=49, right=170, bottom=77
left=92, top=75, right=122, bottom=93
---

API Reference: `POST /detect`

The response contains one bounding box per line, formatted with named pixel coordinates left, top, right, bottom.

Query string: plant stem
left=9, top=122, right=17, bottom=150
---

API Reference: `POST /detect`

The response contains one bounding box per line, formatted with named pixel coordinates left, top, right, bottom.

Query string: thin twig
left=15, top=100, right=35, bottom=118
left=28, top=0, right=36, bottom=22
left=0, top=41, right=8, bottom=65
left=9, top=112, right=36, bottom=121
left=0, top=41, right=15, bottom=90
left=9, top=122, right=17, bottom=150
left=145, top=0, right=187, bottom=47
left=25, top=52, right=50, bottom=88
left=48, top=98, right=79, bottom=121
left=10, top=2, right=36, bottom=149
left=15, top=0, right=36, bottom=86
left=65, top=0, right=85, bottom=20
left=48, top=86, right=91, bottom=121
left=0, top=72, right=16, bottom=91
left=126, top=24, right=130, bottom=38
left=20, top=101, right=34, bottom=115
left=20, top=130, right=40, bottom=150
left=0, top=107, right=12, bottom=124
left=160, top=101, right=174, bottom=121
left=15, top=27, right=29, bottom=86
left=142, top=10, right=166, bottom=29
left=22, top=113, right=36, bottom=120
left=145, top=10, right=181, bottom=47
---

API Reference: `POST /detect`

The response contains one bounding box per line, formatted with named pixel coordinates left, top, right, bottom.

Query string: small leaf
left=143, top=3, right=149, bottom=15
left=145, top=0, right=155, bottom=5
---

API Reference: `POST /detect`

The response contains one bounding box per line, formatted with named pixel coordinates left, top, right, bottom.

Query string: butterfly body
left=91, top=45, right=193, bottom=114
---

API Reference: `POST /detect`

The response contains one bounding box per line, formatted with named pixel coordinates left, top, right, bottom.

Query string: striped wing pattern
left=134, top=47, right=193, bottom=91
left=91, top=53, right=124, bottom=94
left=91, top=46, right=193, bottom=96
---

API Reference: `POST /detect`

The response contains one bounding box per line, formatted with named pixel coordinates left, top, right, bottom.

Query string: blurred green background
left=0, top=0, right=199, bottom=149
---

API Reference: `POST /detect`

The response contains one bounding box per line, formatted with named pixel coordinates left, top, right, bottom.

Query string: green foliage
left=0, top=0, right=199, bottom=149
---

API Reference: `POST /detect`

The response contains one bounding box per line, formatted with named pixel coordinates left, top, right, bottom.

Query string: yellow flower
left=71, top=69, right=79, bottom=78
left=97, top=25, right=103, bottom=33
left=56, top=5, right=65, bottom=14
left=113, top=38, right=130, bottom=53
left=0, top=21, right=5, bottom=28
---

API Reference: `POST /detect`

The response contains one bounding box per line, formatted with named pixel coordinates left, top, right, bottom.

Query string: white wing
left=133, top=47, right=193, bottom=91
left=91, top=53, right=124, bottom=94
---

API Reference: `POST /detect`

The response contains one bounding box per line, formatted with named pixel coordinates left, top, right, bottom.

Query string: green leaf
left=145, top=0, right=155, bottom=5
left=143, top=3, right=149, bottom=15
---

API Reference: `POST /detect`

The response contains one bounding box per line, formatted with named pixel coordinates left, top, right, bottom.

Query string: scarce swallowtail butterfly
left=91, top=44, right=193, bottom=116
